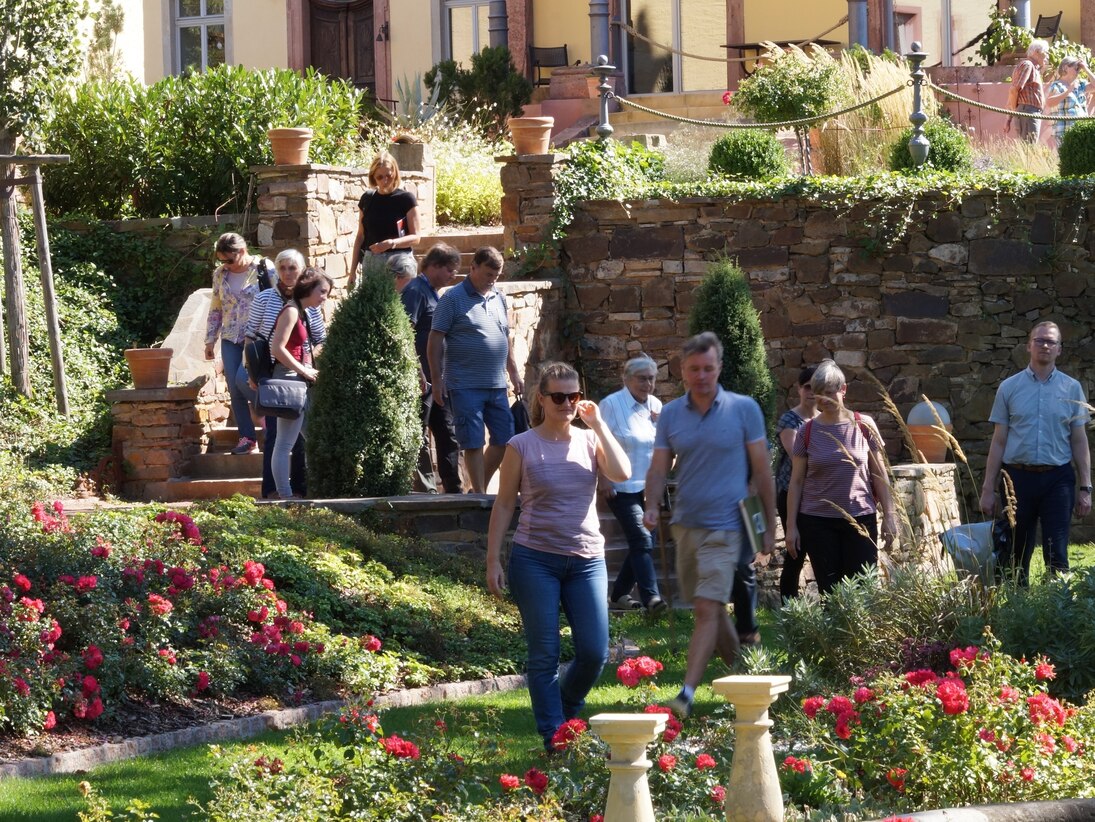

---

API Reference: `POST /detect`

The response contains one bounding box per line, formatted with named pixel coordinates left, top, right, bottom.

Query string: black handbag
left=511, top=397, right=531, bottom=435
left=244, top=333, right=274, bottom=384
left=255, top=375, right=309, bottom=419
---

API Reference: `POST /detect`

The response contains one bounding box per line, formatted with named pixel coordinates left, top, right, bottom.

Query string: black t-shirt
left=359, top=188, right=417, bottom=249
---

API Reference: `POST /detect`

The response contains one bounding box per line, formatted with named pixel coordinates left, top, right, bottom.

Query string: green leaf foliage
left=0, top=0, right=84, bottom=141
left=889, top=118, right=974, bottom=173
left=708, top=129, right=790, bottom=179
left=306, top=261, right=420, bottom=497
left=39, top=65, right=364, bottom=218
left=424, top=46, right=533, bottom=138
left=687, top=256, right=776, bottom=431
left=1057, top=119, right=1095, bottom=176
left=731, top=45, right=849, bottom=126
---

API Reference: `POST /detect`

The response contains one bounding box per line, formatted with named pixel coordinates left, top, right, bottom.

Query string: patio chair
left=1033, top=11, right=1062, bottom=43
left=529, top=44, right=568, bottom=86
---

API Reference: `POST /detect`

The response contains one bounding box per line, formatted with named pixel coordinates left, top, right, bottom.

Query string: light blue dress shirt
left=600, top=387, right=662, bottom=493
left=990, top=367, right=1090, bottom=467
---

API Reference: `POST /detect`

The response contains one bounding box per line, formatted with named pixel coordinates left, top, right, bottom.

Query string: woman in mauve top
left=785, top=359, right=898, bottom=595
left=486, top=361, right=630, bottom=751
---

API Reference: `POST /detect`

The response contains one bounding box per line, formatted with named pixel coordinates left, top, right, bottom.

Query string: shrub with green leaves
left=708, top=129, right=789, bottom=179
left=40, top=66, right=364, bottom=218
left=687, top=256, right=776, bottom=431
left=425, top=46, right=533, bottom=139
left=1058, top=119, right=1095, bottom=176
left=889, top=117, right=974, bottom=173
left=306, top=260, right=420, bottom=497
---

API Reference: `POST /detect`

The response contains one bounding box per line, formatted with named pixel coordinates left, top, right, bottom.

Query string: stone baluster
left=711, top=675, right=792, bottom=822
left=589, top=713, right=667, bottom=822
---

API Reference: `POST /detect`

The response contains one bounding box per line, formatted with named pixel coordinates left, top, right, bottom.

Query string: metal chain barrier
left=610, top=16, right=849, bottom=64
left=609, top=82, right=909, bottom=130
left=927, top=79, right=1095, bottom=122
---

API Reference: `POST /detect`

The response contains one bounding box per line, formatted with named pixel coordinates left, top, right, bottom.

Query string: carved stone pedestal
left=590, top=713, right=667, bottom=822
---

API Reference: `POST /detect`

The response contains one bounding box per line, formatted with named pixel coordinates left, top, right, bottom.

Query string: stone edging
left=0, top=672, right=529, bottom=780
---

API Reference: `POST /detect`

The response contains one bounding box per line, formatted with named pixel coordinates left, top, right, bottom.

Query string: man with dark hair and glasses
left=980, top=320, right=1092, bottom=583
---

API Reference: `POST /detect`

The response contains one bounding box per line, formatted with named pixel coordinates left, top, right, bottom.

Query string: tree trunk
left=0, top=132, right=30, bottom=397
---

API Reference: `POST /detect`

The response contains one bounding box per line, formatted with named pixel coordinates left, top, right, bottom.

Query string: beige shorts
left=671, top=525, right=741, bottom=604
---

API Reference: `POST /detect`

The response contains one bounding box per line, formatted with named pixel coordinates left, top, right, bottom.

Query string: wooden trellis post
left=0, top=154, right=71, bottom=414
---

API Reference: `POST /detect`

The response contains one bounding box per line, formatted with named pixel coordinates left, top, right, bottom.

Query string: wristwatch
left=1080, top=486, right=1092, bottom=493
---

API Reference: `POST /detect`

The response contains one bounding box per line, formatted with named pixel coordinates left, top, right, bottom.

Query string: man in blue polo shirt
left=427, top=246, right=524, bottom=493
left=980, top=320, right=1091, bottom=584
left=643, top=332, right=776, bottom=718
left=401, top=242, right=463, bottom=494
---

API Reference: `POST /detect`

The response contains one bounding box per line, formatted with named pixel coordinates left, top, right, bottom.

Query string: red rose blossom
left=12, top=573, right=31, bottom=592
left=1034, top=661, right=1057, bottom=681
left=361, top=634, right=382, bottom=652
left=695, top=753, right=717, bottom=770
left=710, top=785, right=726, bottom=804
left=499, top=773, right=520, bottom=791
left=657, top=754, right=677, bottom=772
left=147, top=593, right=173, bottom=616
left=524, top=768, right=548, bottom=795
left=551, top=718, right=588, bottom=750
left=802, top=695, right=826, bottom=718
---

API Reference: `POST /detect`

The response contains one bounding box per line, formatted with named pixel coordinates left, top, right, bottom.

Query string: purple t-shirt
left=510, top=428, right=604, bottom=558
left=792, top=416, right=882, bottom=518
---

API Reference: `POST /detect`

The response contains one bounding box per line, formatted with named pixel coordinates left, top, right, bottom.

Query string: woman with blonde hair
left=785, top=360, right=898, bottom=594
left=486, top=361, right=630, bottom=751
left=350, top=151, right=421, bottom=291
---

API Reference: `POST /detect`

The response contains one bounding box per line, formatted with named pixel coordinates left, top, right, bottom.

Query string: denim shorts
left=448, top=387, right=514, bottom=449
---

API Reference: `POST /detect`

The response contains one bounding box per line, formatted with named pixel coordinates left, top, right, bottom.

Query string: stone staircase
left=159, top=426, right=264, bottom=501
left=418, top=227, right=504, bottom=272
left=597, top=91, right=737, bottom=139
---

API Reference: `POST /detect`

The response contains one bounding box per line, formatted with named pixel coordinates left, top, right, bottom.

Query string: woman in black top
left=350, top=150, right=421, bottom=291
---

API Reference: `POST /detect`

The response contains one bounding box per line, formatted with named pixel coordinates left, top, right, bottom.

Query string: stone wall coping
left=876, top=797, right=1095, bottom=821
left=270, top=494, right=499, bottom=514
left=496, top=153, right=568, bottom=164
left=250, top=163, right=369, bottom=177
left=105, top=381, right=206, bottom=404
left=891, top=463, right=959, bottom=478
left=97, top=214, right=244, bottom=231
left=498, top=279, right=561, bottom=294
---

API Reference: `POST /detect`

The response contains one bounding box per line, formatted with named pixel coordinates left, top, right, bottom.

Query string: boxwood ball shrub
left=889, top=118, right=974, bottom=173
left=688, top=256, right=777, bottom=432
left=708, top=129, right=789, bottom=179
left=1058, top=119, right=1095, bottom=176
left=306, top=259, right=420, bottom=497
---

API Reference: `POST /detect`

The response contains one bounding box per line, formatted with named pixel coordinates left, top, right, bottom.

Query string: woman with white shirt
left=600, top=354, right=667, bottom=613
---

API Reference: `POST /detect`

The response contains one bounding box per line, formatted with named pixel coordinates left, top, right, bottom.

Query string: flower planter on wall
left=508, top=116, right=554, bottom=155
left=124, top=348, right=173, bottom=389
left=267, top=127, right=314, bottom=165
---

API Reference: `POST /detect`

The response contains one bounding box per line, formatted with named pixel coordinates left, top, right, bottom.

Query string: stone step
left=156, top=477, right=262, bottom=502
left=208, top=426, right=268, bottom=449
left=420, top=229, right=504, bottom=254
left=187, top=452, right=263, bottom=479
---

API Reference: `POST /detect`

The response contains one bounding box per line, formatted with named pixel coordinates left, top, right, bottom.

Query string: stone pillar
left=498, top=153, right=567, bottom=258
left=889, top=462, right=962, bottom=568
left=107, top=377, right=228, bottom=501
left=711, top=676, right=792, bottom=822
left=590, top=713, right=667, bottom=822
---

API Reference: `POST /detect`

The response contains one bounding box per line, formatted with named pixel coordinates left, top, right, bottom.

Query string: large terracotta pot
left=907, top=400, right=952, bottom=463
left=124, top=348, right=173, bottom=389
left=267, top=127, right=314, bottom=165
left=508, top=116, right=554, bottom=155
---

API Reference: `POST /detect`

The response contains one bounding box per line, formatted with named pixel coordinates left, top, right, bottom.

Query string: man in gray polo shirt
left=980, top=320, right=1091, bottom=584
left=427, top=246, right=524, bottom=493
left=644, top=332, right=776, bottom=718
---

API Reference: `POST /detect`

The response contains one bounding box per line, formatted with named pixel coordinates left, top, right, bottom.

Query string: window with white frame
left=443, top=0, right=490, bottom=66
left=175, top=0, right=226, bottom=74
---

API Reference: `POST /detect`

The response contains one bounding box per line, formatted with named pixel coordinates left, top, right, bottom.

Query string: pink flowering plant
left=794, top=629, right=1095, bottom=810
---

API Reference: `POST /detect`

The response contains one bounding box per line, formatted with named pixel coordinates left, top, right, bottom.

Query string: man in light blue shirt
left=643, top=332, right=776, bottom=718
left=980, top=321, right=1092, bottom=583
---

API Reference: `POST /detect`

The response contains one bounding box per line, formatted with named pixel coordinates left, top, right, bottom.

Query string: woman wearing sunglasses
left=486, top=361, right=630, bottom=752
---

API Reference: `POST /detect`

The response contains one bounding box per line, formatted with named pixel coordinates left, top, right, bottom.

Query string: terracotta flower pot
left=906, top=400, right=952, bottom=463
left=125, top=348, right=174, bottom=389
left=508, top=116, right=554, bottom=155
left=267, top=127, right=314, bottom=165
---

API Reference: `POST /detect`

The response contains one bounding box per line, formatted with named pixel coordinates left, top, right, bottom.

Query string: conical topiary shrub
left=688, top=256, right=777, bottom=433
left=306, top=260, right=421, bottom=497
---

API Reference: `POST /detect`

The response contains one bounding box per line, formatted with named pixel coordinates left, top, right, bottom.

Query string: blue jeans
left=1001, top=463, right=1075, bottom=584
left=507, top=543, right=609, bottom=747
left=608, top=490, right=661, bottom=605
left=221, top=340, right=255, bottom=440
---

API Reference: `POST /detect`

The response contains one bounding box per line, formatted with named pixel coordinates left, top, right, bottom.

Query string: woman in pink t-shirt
left=785, top=360, right=898, bottom=595
left=486, top=361, right=630, bottom=751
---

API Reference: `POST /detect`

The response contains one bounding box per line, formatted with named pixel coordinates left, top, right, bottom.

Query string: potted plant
left=507, top=115, right=554, bottom=155
left=124, top=344, right=174, bottom=389
left=267, top=125, right=314, bottom=165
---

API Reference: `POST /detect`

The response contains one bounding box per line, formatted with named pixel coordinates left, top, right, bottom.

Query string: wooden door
left=308, top=0, right=375, bottom=91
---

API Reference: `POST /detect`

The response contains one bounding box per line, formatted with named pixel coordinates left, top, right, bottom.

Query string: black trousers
left=798, top=511, right=877, bottom=595
left=414, top=391, right=462, bottom=494
left=777, top=489, right=807, bottom=601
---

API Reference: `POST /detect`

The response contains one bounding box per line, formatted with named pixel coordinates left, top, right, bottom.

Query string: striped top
left=431, top=278, right=510, bottom=390
left=1013, top=59, right=1045, bottom=110
left=792, top=416, right=882, bottom=518
left=510, top=428, right=604, bottom=558
left=244, top=288, right=327, bottom=360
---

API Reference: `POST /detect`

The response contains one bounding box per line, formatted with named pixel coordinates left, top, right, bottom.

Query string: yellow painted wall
left=391, top=1, right=432, bottom=97
left=143, top=0, right=167, bottom=83
left=233, top=0, right=288, bottom=69
left=1032, top=0, right=1081, bottom=42
left=743, top=0, right=848, bottom=47
left=533, top=0, right=591, bottom=66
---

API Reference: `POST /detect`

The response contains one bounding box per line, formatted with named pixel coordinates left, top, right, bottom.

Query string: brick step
left=187, top=452, right=263, bottom=479
left=155, top=477, right=262, bottom=502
